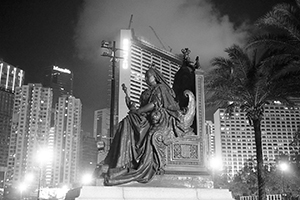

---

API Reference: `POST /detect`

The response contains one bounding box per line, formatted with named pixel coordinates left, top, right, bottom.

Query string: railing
left=240, top=194, right=282, bottom=200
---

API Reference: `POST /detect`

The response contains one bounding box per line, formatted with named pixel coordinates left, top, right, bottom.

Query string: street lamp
left=279, top=162, right=289, bottom=199
left=81, top=173, right=93, bottom=185
left=101, top=40, right=122, bottom=144
left=209, top=157, right=223, bottom=188
left=36, top=148, right=52, bottom=200
left=18, top=183, right=26, bottom=200
left=18, top=172, right=34, bottom=200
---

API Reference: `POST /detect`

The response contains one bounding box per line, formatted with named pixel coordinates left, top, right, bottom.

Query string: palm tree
left=205, top=44, right=300, bottom=200
left=247, top=0, right=300, bottom=59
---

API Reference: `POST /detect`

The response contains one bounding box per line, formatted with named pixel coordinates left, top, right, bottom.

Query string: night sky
left=0, top=0, right=295, bottom=133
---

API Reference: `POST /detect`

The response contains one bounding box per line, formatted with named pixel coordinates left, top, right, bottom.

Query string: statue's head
left=150, top=109, right=162, bottom=125
left=145, top=69, right=157, bottom=86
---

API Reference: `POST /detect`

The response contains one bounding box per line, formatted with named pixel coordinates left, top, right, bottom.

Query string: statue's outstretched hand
left=129, top=107, right=141, bottom=115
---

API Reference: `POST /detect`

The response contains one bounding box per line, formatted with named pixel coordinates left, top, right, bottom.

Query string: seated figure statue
left=97, top=66, right=195, bottom=186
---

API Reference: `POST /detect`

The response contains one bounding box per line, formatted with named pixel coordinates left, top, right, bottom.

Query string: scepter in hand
left=122, top=83, right=137, bottom=110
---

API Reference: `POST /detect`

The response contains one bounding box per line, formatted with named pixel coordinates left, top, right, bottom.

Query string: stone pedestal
left=75, top=186, right=234, bottom=200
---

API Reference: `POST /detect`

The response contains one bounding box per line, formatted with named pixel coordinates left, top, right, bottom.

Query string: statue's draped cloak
left=104, top=77, right=184, bottom=186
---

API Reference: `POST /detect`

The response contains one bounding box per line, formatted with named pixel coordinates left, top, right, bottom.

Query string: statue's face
left=145, top=71, right=156, bottom=86
left=151, top=110, right=161, bottom=125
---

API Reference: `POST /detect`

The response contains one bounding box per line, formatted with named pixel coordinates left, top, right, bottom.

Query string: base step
left=74, top=186, right=234, bottom=200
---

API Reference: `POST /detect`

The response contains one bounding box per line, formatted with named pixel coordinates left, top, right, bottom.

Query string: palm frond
left=257, top=3, right=300, bottom=40
left=246, top=34, right=298, bottom=51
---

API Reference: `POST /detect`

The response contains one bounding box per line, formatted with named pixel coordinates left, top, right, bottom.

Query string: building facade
left=0, top=90, right=14, bottom=188
left=0, top=61, right=24, bottom=188
left=5, top=83, right=52, bottom=188
left=52, top=95, right=82, bottom=187
left=214, top=103, right=300, bottom=177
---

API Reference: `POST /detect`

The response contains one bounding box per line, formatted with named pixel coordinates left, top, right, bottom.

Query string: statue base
left=95, top=174, right=212, bottom=188
left=74, top=185, right=234, bottom=200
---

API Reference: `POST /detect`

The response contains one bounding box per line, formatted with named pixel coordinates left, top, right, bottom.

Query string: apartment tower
left=52, top=95, right=82, bottom=187
left=214, top=103, right=300, bottom=178
left=5, top=83, right=52, bottom=189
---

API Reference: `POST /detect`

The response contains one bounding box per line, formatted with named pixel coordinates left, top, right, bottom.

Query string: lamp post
left=37, top=167, right=42, bottom=200
left=36, top=148, right=52, bottom=200
left=209, top=157, right=222, bottom=188
left=101, top=40, right=122, bottom=144
left=18, top=183, right=26, bottom=200
left=279, top=162, right=289, bottom=199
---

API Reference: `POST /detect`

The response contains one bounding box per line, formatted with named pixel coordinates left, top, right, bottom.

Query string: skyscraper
left=0, top=61, right=24, bottom=188
left=52, top=95, right=82, bottom=187
left=5, top=83, right=52, bottom=188
left=43, top=65, right=73, bottom=108
left=214, top=103, right=300, bottom=178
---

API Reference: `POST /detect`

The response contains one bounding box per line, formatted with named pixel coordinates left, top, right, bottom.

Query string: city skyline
left=0, top=0, right=294, bottom=133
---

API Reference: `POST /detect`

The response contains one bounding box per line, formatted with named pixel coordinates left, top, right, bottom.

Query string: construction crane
left=149, top=26, right=171, bottom=51
left=128, top=14, right=133, bottom=29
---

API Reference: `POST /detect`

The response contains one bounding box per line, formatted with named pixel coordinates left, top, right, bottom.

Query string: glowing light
left=279, top=162, right=289, bottom=172
left=36, top=148, right=52, bottom=165
left=210, top=157, right=223, bottom=171
left=53, top=66, right=71, bottom=74
left=19, top=70, right=24, bottom=87
left=18, top=183, right=27, bottom=192
left=6, top=65, right=10, bottom=89
left=0, top=63, right=3, bottom=82
left=24, top=173, right=34, bottom=182
left=81, top=173, right=93, bottom=185
left=274, top=101, right=281, bottom=104
left=122, top=38, right=130, bottom=69
left=12, top=67, right=16, bottom=92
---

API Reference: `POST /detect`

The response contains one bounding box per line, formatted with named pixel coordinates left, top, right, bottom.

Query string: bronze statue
left=96, top=63, right=195, bottom=186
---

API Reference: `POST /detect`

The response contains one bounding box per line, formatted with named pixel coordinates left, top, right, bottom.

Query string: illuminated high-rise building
left=5, top=83, right=52, bottom=189
left=43, top=65, right=73, bottom=108
left=0, top=61, right=24, bottom=188
left=214, top=103, right=300, bottom=178
left=0, top=61, right=24, bottom=92
left=52, top=95, right=82, bottom=187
